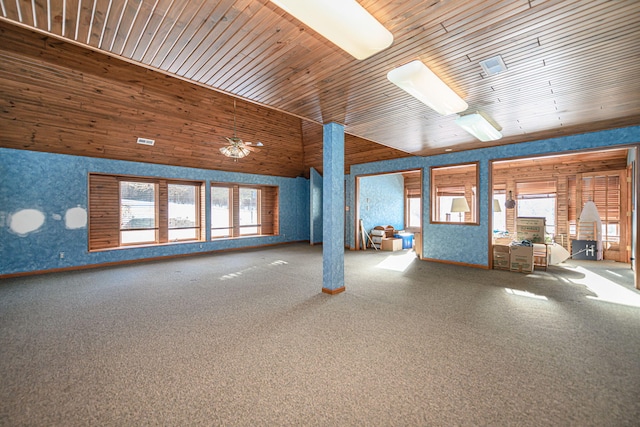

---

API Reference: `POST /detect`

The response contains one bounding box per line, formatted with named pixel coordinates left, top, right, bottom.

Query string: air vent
left=479, top=55, right=507, bottom=76
left=136, top=137, right=155, bottom=146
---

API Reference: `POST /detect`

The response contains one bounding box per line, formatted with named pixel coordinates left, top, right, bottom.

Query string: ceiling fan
left=218, top=99, right=263, bottom=161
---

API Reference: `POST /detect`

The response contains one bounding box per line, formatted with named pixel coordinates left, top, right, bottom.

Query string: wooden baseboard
left=0, top=240, right=309, bottom=279
left=419, top=257, right=489, bottom=270
left=322, top=286, right=346, bottom=295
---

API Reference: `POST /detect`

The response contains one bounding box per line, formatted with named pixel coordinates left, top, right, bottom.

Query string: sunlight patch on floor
left=220, top=260, right=288, bottom=280
left=605, top=270, right=622, bottom=278
left=570, top=266, right=640, bottom=308
left=505, top=288, right=548, bottom=300
left=376, top=250, right=416, bottom=272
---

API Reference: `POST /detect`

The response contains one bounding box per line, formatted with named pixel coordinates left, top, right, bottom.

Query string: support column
left=322, top=122, right=345, bottom=295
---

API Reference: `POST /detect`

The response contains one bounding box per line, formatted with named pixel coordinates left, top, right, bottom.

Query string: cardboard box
left=493, top=245, right=510, bottom=270
left=516, top=217, right=546, bottom=243
left=381, top=238, right=402, bottom=251
left=510, top=245, right=534, bottom=273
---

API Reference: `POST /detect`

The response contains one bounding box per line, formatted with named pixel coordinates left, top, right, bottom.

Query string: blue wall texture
left=349, top=125, right=640, bottom=266
left=2, top=125, right=638, bottom=275
left=358, top=174, right=405, bottom=234
left=0, top=148, right=309, bottom=275
left=309, top=167, right=323, bottom=245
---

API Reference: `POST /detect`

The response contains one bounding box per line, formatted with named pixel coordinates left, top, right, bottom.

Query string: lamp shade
left=387, top=60, right=468, bottom=115
left=450, top=197, right=470, bottom=213
left=455, top=112, right=502, bottom=141
left=493, top=199, right=502, bottom=213
left=270, top=0, right=393, bottom=60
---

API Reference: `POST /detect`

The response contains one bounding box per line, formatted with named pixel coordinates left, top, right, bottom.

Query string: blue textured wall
left=322, top=122, right=345, bottom=291
left=309, top=167, right=323, bottom=244
left=0, top=148, right=309, bottom=275
left=349, top=125, right=640, bottom=266
left=359, top=174, right=404, bottom=234
left=345, top=174, right=355, bottom=249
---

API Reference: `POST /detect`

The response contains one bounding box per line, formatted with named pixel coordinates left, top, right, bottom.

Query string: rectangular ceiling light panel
left=387, top=60, right=468, bottom=115
left=455, top=112, right=502, bottom=141
left=270, top=0, right=393, bottom=60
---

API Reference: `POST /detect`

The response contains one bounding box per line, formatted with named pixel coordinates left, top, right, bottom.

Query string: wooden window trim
left=430, top=162, right=480, bottom=225
left=210, top=182, right=279, bottom=239
left=89, top=173, right=204, bottom=251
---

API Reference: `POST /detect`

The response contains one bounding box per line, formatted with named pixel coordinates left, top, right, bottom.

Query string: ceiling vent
left=479, top=55, right=507, bottom=76
left=136, top=137, right=155, bottom=146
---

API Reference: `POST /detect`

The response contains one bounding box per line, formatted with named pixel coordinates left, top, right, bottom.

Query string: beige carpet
left=1, top=243, right=639, bottom=426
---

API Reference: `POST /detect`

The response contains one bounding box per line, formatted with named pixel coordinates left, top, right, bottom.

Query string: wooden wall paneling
left=260, top=186, right=278, bottom=236
left=618, top=170, right=628, bottom=262
left=158, top=180, right=168, bottom=243
left=2, top=1, right=640, bottom=157
left=200, top=183, right=207, bottom=241
left=0, top=21, right=309, bottom=178
left=556, top=176, right=569, bottom=249
left=232, top=185, right=240, bottom=237
left=88, top=173, right=120, bottom=250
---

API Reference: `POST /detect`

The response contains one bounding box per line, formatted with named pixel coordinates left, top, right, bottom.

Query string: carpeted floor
left=1, top=243, right=639, bottom=426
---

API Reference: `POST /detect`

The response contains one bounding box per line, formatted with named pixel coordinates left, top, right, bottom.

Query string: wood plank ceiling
left=1, top=0, right=639, bottom=163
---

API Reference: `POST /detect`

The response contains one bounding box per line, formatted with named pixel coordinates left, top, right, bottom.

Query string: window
left=239, top=187, right=260, bottom=235
left=581, top=174, right=621, bottom=247
left=407, top=197, right=421, bottom=228
left=492, top=187, right=507, bottom=232
left=431, top=163, right=478, bottom=224
left=211, top=186, right=232, bottom=238
left=211, top=183, right=278, bottom=239
left=168, top=184, right=199, bottom=241
left=404, top=171, right=422, bottom=230
left=516, top=180, right=557, bottom=237
left=89, top=174, right=203, bottom=250
left=120, top=181, right=157, bottom=245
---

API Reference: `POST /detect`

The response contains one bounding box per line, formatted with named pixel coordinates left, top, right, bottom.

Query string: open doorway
left=490, top=146, right=637, bottom=289
left=355, top=169, right=422, bottom=253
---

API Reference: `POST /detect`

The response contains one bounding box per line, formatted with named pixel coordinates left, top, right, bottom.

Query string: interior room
left=1, top=1, right=639, bottom=425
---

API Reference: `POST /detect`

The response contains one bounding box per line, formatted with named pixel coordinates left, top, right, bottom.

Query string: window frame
left=515, top=179, right=558, bottom=237
left=119, top=179, right=159, bottom=246
left=89, top=173, right=204, bottom=251
left=430, top=162, right=479, bottom=225
left=210, top=183, right=278, bottom=239
left=167, top=181, right=202, bottom=242
left=210, top=185, right=234, bottom=238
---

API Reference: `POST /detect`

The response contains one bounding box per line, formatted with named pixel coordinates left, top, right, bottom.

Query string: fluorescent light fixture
left=455, top=112, right=502, bottom=141
left=269, top=0, right=393, bottom=60
left=387, top=60, right=468, bottom=115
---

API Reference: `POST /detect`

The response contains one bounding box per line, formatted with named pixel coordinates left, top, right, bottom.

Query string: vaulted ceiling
left=1, top=0, right=639, bottom=160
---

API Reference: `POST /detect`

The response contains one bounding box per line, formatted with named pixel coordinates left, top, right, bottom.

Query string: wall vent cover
left=479, top=55, right=507, bottom=76
left=136, top=137, right=155, bottom=146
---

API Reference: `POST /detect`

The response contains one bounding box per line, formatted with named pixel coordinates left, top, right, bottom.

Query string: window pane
left=169, top=184, right=198, bottom=241
left=431, top=163, right=477, bottom=224
left=239, top=188, right=259, bottom=235
left=211, top=186, right=232, bottom=238
left=408, top=198, right=421, bottom=228
left=517, top=197, right=556, bottom=236
left=493, top=193, right=506, bottom=232
left=120, top=181, right=156, bottom=244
